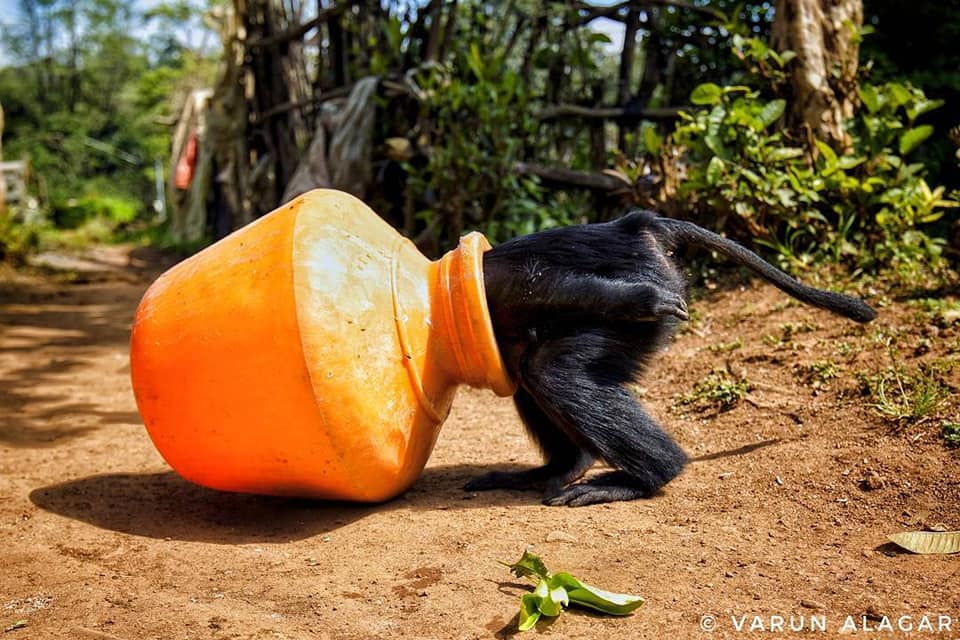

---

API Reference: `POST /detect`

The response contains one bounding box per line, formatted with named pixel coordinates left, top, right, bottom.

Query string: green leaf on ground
left=3, top=620, right=27, bottom=633
left=503, top=552, right=645, bottom=631
left=504, top=550, right=550, bottom=581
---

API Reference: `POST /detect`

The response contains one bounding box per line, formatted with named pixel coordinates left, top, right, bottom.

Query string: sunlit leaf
left=899, top=125, right=933, bottom=155
left=705, top=133, right=725, bottom=157
left=887, top=82, right=912, bottom=109
left=739, top=167, right=762, bottom=186
left=567, top=583, right=645, bottom=616
left=815, top=139, right=838, bottom=175
left=518, top=594, right=542, bottom=631
left=759, top=99, right=785, bottom=128
left=535, top=579, right=565, bottom=617
left=907, top=98, right=944, bottom=121
left=889, top=531, right=960, bottom=554
left=837, top=155, right=866, bottom=170
left=3, top=621, right=27, bottom=633
left=768, top=147, right=804, bottom=162
left=467, top=43, right=485, bottom=80
left=706, top=156, right=724, bottom=184
left=507, top=556, right=645, bottom=631
left=778, top=50, right=797, bottom=65
left=643, top=126, right=662, bottom=155
left=548, top=572, right=583, bottom=591
left=859, top=84, right=882, bottom=113
left=505, top=550, right=550, bottom=581
left=691, top=83, right=723, bottom=105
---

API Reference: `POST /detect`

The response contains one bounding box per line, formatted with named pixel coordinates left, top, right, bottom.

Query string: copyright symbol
left=700, top=614, right=717, bottom=632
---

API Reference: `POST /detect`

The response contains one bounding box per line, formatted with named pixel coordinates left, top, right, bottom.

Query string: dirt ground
left=1, top=246, right=959, bottom=640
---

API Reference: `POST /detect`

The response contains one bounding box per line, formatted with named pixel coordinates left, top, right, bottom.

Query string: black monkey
left=470, top=210, right=876, bottom=507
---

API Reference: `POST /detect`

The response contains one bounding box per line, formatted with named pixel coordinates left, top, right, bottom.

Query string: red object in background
left=173, top=131, right=198, bottom=190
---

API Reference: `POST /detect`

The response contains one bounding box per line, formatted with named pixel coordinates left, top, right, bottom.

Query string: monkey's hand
left=645, top=287, right=689, bottom=322
left=584, top=281, right=689, bottom=322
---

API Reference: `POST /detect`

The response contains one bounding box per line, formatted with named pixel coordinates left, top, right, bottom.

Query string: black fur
left=470, top=210, right=876, bottom=506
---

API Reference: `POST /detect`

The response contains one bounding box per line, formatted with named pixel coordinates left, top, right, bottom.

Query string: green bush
left=402, top=44, right=556, bottom=248
left=0, top=211, right=41, bottom=264
left=662, top=35, right=957, bottom=284
left=51, top=193, right=140, bottom=230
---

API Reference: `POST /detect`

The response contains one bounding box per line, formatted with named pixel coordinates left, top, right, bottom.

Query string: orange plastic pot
left=130, top=189, right=515, bottom=502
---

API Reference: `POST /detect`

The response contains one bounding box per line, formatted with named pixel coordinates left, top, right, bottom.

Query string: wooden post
left=0, top=102, right=5, bottom=216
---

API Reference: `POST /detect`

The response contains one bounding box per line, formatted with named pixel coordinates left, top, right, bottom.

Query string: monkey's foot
left=464, top=469, right=545, bottom=492
left=465, top=460, right=592, bottom=494
left=542, top=472, right=655, bottom=506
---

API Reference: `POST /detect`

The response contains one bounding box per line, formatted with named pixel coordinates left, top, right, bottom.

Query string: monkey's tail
left=659, top=218, right=877, bottom=323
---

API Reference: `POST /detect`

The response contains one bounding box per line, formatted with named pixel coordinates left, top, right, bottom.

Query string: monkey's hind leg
left=464, top=388, right=595, bottom=495
left=524, top=334, right=689, bottom=506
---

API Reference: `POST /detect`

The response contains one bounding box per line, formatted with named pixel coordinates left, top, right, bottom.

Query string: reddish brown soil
left=1, top=247, right=958, bottom=640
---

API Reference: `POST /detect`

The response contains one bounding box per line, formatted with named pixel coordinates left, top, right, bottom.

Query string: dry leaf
left=888, top=530, right=960, bottom=554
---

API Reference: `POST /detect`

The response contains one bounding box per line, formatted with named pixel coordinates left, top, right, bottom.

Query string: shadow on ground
left=29, top=465, right=547, bottom=544
left=0, top=272, right=145, bottom=447
left=30, top=430, right=778, bottom=545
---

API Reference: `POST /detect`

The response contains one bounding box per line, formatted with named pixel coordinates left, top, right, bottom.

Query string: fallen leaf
left=888, top=530, right=960, bottom=554
left=3, top=620, right=27, bottom=633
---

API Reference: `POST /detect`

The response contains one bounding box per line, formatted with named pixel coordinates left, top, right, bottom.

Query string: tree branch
left=575, top=0, right=725, bottom=25
left=536, top=104, right=684, bottom=121
left=515, top=162, right=628, bottom=192
left=247, top=7, right=341, bottom=49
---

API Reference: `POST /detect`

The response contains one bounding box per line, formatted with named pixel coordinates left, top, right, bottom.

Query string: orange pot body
left=130, top=189, right=514, bottom=502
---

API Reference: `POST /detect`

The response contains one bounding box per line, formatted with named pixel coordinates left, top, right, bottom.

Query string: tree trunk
left=617, top=8, right=640, bottom=150
left=422, top=0, right=443, bottom=63
left=0, top=102, right=5, bottom=216
left=771, top=0, right=862, bottom=149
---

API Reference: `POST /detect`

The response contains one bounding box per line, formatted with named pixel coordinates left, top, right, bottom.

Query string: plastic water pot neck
left=433, top=232, right=516, bottom=397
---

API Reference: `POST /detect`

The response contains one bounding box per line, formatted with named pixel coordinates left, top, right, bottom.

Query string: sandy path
left=1, top=251, right=958, bottom=639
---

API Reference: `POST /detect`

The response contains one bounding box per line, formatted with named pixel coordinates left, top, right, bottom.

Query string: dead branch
left=574, top=0, right=725, bottom=25
left=514, top=162, right=628, bottom=192
left=247, top=7, right=340, bottom=49
left=536, top=104, right=684, bottom=121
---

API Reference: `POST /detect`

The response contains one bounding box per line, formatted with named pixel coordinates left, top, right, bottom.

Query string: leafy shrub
left=51, top=193, right=140, bottom=230
left=0, top=211, right=41, bottom=264
left=678, top=366, right=752, bottom=413
left=856, top=363, right=951, bottom=424
left=662, top=35, right=957, bottom=284
left=943, top=422, right=960, bottom=447
left=401, top=40, right=566, bottom=249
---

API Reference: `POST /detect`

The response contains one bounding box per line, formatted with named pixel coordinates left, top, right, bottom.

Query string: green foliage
left=0, top=213, right=42, bottom=265
left=860, top=0, right=960, bottom=193
left=52, top=193, right=139, bottom=229
left=398, top=5, right=612, bottom=247
left=943, top=422, right=960, bottom=447
left=0, top=0, right=217, bottom=256
left=670, top=36, right=957, bottom=284
left=403, top=54, right=548, bottom=246
left=907, top=297, right=960, bottom=327
left=678, top=367, right=752, bottom=413
left=857, top=362, right=952, bottom=424
left=504, top=551, right=644, bottom=632
left=794, top=360, right=840, bottom=391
